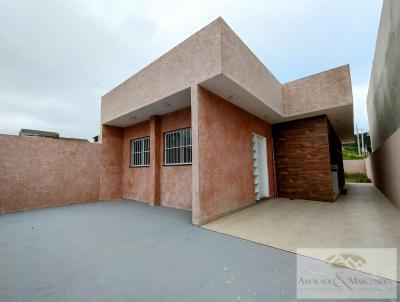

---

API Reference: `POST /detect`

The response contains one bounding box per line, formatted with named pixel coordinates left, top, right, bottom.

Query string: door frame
left=252, top=133, right=270, bottom=199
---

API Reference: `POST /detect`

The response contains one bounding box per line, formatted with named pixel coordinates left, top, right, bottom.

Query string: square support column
left=150, top=115, right=161, bottom=206
left=99, top=125, right=123, bottom=200
left=191, top=85, right=201, bottom=225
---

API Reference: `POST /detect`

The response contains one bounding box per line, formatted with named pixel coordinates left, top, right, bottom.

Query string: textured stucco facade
left=102, top=18, right=353, bottom=144
left=101, top=20, right=222, bottom=125
left=282, top=66, right=353, bottom=142
left=99, top=17, right=353, bottom=224
left=99, top=125, right=123, bottom=200
left=101, top=18, right=353, bottom=224
left=0, top=135, right=101, bottom=213
left=367, top=0, right=400, bottom=207
left=193, top=87, right=275, bottom=224
left=159, top=108, right=192, bottom=210
left=121, top=108, right=192, bottom=210
left=219, top=20, right=283, bottom=115
left=0, top=17, right=353, bottom=224
left=122, top=121, right=152, bottom=203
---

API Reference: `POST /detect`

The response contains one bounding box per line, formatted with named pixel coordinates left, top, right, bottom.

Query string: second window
left=164, top=128, right=192, bottom=165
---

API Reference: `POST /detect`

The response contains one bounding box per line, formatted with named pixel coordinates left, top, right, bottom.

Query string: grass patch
left=342, top=148, right=366, bottom=160
left=345, top=172, right=371, bottom=183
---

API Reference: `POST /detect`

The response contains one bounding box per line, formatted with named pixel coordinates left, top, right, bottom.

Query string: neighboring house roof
left=18, top=129, right=89, bottom=142
left=102, top=17, right=354, bottom=143
left=19, top=129, right=59, bottom=138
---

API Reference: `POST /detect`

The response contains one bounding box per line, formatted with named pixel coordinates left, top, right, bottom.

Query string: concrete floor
left=2, top=198, right=398, bottom=301
left=203, top=183, right=400, bottom=282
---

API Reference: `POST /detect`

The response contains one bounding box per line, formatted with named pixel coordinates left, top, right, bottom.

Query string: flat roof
left=102, top=17, right=354, bottom=143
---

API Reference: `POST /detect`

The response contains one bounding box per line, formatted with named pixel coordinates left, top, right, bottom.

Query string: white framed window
left=130, top=137, right=150, bottom=167
left=164, top=128, right=192, bottom=165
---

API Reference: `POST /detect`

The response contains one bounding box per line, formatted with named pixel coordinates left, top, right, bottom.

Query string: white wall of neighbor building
left=366, top=0, right=400, bottom=207
left=367, top=0, right=400, bottom=151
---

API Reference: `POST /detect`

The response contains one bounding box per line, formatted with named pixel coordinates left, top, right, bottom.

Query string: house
left=18, top=128, right=89, bottom=142
left=99, top=17, right=354, bottom=225
left=19, top=129, right=59, bottom=139
left=366, top=0, right=400, bottom=207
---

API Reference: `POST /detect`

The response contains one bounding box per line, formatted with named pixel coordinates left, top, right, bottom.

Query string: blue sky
left=0, top=0, right=382, bottom=139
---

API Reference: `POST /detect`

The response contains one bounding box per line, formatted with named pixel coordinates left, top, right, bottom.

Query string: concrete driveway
left=203, top=183, right=400, bottom=282
left=0, top=198, right=398, bottom=301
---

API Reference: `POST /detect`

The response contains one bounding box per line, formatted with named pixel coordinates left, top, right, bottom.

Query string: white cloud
left=0, top=0, right=380, bottom=139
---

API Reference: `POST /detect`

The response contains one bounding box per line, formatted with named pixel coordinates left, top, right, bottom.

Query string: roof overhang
left=104, top=88, right=191, bottom=128
left=102, top=17, right=354, bottom=143
left=200, top=68, right=354, bottom=143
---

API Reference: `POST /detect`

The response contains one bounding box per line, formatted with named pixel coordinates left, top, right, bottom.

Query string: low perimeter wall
left=343, top=159, right=366, bottom=174
left=368, top=128, right=400, bottom=208
left=0, top=134, right=101, bottom=213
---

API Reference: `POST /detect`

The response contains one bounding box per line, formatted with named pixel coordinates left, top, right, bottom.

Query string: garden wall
left=0, top=134, right=101, bottom=213
left=343, top=159, right=366, bottom=174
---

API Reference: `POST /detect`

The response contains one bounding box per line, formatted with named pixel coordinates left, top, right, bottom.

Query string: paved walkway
left=203, top=183, right=400, bottom=282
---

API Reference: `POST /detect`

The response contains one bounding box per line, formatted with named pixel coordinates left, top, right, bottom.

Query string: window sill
left=129, top=165, right=150, bottom=168
left=163, top=163, right=192, bottom=167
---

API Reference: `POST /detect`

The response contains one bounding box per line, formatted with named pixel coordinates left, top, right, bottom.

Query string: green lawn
left=342, top=147, right=366, bottom=160
left=345, top=172, right=371, bottom=183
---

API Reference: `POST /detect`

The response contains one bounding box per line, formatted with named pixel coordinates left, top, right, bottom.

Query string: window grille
left=164, top=128, right=192, bottom=165
left=130, top=137, right=150, bottom=167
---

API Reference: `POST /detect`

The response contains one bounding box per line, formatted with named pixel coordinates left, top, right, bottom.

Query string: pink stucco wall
left=160, top=107, right=192, bottom=210
left=195, top=87, right=275, bottom=224
left=122, top=121, right=152, bottom=203
left=0, top=108, right=190, bottom=214
left=0, top=134, right=100, bottom=213
left=121, top=107, right=192, bottom=210
left=99, top=125, right=123, bottom=200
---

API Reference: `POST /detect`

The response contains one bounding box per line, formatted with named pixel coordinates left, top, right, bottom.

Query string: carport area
left=0, top=188, right=399, bottom=301
left=203, top=183, right=400, bottom=281
left=2, top=198, right=380, bottom=302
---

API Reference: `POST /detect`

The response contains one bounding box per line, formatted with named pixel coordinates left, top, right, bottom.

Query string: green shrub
left=344, top=172, right=371, bottom=183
